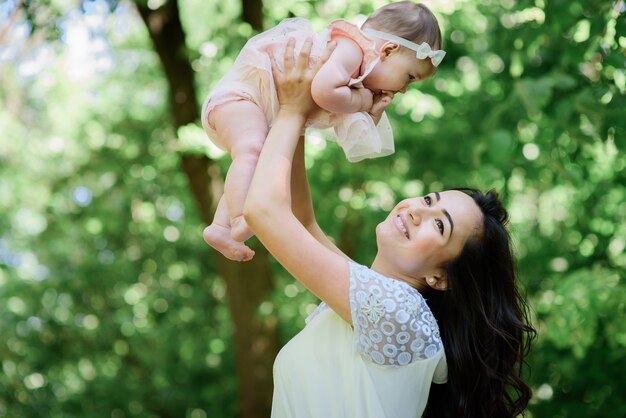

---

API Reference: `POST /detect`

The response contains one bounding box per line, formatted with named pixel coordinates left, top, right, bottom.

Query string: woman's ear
left=380, top=41, right=400, bottom=60
left=434, top=276, right=448, bottom=291
left=426, top=275, right=449, bottom=291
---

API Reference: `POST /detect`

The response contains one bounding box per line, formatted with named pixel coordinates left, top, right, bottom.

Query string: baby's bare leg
left=213, top=101, right=269, bottom=242
left=203, top=195, right=255, bottom=261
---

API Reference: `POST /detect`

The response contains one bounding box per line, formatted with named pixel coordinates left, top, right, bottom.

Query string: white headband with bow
left=362, top=29, right=446, bottom=67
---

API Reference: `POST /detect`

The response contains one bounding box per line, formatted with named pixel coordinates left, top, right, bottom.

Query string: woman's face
left=374, top=190, right=483, bottom=285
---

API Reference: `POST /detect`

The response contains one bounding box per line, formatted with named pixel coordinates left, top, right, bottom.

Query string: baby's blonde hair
left=362, top=2, right=442, bottom=51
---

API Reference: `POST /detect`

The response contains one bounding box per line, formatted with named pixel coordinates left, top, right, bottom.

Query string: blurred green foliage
left=0, top=0, right=624, bottom=417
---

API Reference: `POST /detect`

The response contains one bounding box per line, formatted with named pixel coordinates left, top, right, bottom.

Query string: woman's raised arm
left=243, top=38, right=352, bottom=323
left=290, top=135, right=349, bottom=259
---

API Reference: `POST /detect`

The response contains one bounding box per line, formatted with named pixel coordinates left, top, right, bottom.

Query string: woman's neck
left=370, top=256, right=429, bottom=292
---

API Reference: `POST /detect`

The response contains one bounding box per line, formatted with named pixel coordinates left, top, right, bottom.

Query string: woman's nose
left=408, top=208, right=422, bottom=225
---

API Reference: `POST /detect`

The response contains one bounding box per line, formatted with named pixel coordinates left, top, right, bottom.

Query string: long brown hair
left=423, top=189, right=536, bottom=418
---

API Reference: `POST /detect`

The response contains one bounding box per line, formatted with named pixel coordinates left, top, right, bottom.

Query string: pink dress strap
left=326, top=20, right=381, bottom=87
left=322, top=20, right=394, bottom=162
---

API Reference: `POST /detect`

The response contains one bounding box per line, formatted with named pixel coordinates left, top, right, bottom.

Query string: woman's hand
left=271, top=37, right=335, bottom=118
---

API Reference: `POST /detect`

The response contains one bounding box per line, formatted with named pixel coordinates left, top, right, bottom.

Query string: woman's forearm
left=245, top=37, right=330, bottom=226
left=290, top=136, right=315, bottom=226
left=290, top=136, right=349, bottom=259
left=244, top=110, right=306, bottom=225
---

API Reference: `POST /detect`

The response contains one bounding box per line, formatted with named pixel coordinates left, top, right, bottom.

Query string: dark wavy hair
left=423, top=188, right=536, bottom=418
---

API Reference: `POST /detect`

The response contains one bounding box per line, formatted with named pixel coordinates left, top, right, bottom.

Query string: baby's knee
left=231, top=137, right=265, bottom=159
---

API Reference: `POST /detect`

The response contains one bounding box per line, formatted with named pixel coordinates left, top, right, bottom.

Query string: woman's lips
left=394, top=214, right=409, bottom=239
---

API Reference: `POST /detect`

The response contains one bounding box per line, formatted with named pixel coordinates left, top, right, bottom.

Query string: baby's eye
left=424, top=195, right=432, bottom=206
left=435, top=219, right=444, bottom=234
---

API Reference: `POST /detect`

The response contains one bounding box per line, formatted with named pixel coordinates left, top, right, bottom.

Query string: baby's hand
left=368, top=91, right=394, bottom=125
left=357, top=88, right=374, bottom=113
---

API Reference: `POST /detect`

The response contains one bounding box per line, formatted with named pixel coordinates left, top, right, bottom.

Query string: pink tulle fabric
left=201, top=18, right=394, bottom=162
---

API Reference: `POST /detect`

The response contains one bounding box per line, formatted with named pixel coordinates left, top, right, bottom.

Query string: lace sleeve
left=349, top=262, right=443, bottom=366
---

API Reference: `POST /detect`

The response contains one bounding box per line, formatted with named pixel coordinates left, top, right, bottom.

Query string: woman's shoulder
left=348, top=262, right=432, bottom=322
left=348, top=261, right=444, bottom=366
left=349, top=261, right=426, bottom=307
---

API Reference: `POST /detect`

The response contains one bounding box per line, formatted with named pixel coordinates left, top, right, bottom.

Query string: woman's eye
left=435, top=219, right=444, bottom=234
left=424, top=196, right=432, bottom=206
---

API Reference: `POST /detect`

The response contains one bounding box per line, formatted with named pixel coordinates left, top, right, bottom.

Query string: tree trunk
left=242, top=0, right=264, bottom=31
left=136, top=2, right=278, bottom=417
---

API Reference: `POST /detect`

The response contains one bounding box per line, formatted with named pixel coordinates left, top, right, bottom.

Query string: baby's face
left=363, top=47, right=435, bottom=95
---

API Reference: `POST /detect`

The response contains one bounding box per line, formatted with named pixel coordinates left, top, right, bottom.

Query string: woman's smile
left=394, top=214, right=410, bottom=239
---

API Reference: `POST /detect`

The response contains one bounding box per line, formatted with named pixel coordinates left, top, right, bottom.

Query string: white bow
left=415, top=42, right=446, bottom=67
left=362, top=29, right=446, bottom=67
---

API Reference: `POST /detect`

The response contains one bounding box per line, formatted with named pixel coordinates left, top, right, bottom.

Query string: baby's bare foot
left=230, top=215, right=254, bottom=242
left=203, top=224, right=255, bottom=261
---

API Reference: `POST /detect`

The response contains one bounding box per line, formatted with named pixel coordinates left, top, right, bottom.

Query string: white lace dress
left=271, top=262, right=447, bottom=418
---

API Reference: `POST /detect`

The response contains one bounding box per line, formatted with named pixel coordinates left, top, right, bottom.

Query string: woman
left=242, top=38, right=535, bottom=418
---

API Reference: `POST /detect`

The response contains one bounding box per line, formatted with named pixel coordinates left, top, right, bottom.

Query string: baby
left=202, top=1, right=445, bottom=261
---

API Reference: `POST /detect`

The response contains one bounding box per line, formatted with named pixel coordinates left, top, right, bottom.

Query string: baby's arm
left=311, top=37, right=372, bottom=114
left=368, top=91, right=394, bottom=125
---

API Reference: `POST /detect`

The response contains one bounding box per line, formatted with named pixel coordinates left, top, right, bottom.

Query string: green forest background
left=0, top=0, right=624, bottom=417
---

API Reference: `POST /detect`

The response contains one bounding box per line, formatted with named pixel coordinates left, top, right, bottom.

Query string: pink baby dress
left=201, top=18, right=394, bottom=163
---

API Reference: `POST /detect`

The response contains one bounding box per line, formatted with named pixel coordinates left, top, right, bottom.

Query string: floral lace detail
left=349, top=262, right=443, bottom=367
left=360, top=293, right=386, bottom=325
left=402, top=293, right=421, bottom=317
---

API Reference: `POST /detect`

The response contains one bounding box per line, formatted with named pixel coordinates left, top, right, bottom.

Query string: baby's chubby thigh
left=209, top=100, right=269, bottom=157
left=205, top=54, right=275, bottom=151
